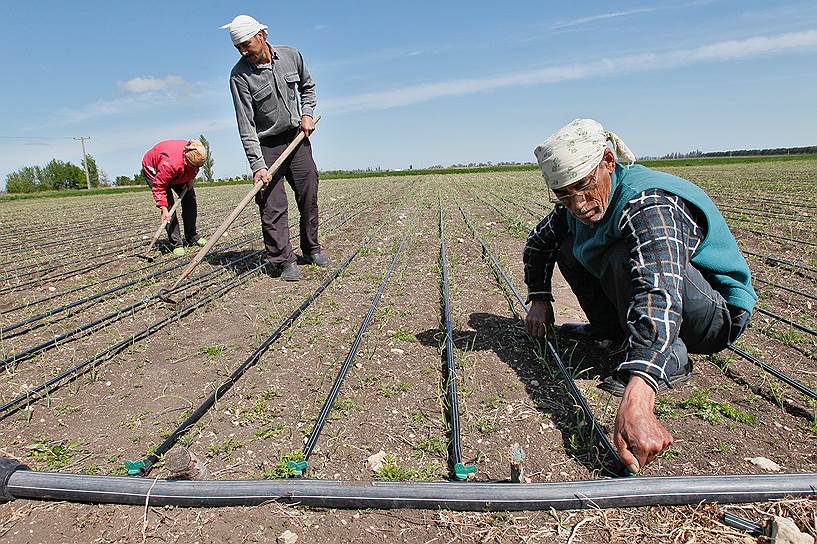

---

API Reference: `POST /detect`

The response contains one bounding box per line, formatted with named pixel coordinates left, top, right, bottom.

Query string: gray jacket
left=229, top=45, right=317, bottom=173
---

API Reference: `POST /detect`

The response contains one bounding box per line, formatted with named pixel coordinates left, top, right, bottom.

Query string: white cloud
left=322, top=29, right=817, bottom=114
left=119, top=74, right=185, bottom=93
left=550, top=8, right=658, bottom=30
left=50, top=77, right=219, bottom=125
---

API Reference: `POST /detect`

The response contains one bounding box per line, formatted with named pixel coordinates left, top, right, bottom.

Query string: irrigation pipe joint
left=0, top=458, right=29, bottom=502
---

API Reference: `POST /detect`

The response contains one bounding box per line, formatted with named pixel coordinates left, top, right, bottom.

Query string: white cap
left=221, top=15, right=268, bottom=45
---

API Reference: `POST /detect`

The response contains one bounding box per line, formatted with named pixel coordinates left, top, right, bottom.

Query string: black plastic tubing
left=2, top=462, right=815, bottom=510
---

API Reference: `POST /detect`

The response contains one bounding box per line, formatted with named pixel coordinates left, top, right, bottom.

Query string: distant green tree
left=82, top=154, right=101, bottom=188
left=5, top=166, right=42, bottom=193
left=114, top=175, right=131, bottom=186
left=199, top=134, right=214, bottom=183
left=40, top=159, right=84, bottom=190
left=133, top=171, right=146, bottom=185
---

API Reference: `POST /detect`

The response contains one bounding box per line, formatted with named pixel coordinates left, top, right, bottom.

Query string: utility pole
left=74, top=136, right=91, bottom=189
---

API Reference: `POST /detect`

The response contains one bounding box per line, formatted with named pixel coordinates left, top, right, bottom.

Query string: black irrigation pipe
left=745, top=250, right=817, bottom=278
left=0, top=206, right=370, bottom=420
left=0, top=258, right=124, bottom=296
left=457, top=203, right=629, bottom=478
left=5, top=462, right=815, bottom=510
left=731, top=225, right=817, bottom=248
left=0, top=217, right=152, bottom=257
left=0, top=208, right=345, bottom=336
left=0, top=247, right=265, bottom=370
left=755, top=307, right=817, bottom=338
left=438, top=198, right=476, bottom=480
left=0, top=212, right=260, bottom=295
left=126, top=217, right=378, bottom=476
left=485, top=188, right=547, bottom=219
left=754, top=277, right=817, bottom=302
left=727, top=345, right=817, bottom=401
left=0, top=221, right=137, bottom=252
left=0, top=216, right=261, bottom=315
left=716, top=203, right=810, bottom=222
left=0, top=206, right=354, bottom=365
left=0, top=238, right=144, bottom=283
left=0, top=199, right=245, bottom=274
left=0, top=262, right=268, bottom=419
left=293, top=222, right=413, bottom=477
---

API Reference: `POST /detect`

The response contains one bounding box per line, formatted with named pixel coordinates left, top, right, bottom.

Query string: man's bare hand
left=300, top=114, right=315, bottom=136
left=526, top=300, right=554, bottom=338
left=160, top=206, right=171, bottom=223
left=614, top=376, right=673, bottom=473
left=253, top=168, right=270, bottom=186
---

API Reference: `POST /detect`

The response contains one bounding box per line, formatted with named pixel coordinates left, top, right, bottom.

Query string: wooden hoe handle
left=145, top=185, right=189, bottom=253
left=168, top=116, right=320, bottom=291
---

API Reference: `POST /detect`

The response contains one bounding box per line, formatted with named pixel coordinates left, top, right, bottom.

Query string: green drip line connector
left=454, top=462, right=476, bottom=480
left=287, top=460, right=308, bottom=477
left=123, top=460, right=147, bottom=476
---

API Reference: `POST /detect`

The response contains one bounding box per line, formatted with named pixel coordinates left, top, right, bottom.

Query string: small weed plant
left=679, top=388, right=757, bottom=425
left=25, top=439, right=78, bottom=469
left=263, top=450, right=305, bottom=478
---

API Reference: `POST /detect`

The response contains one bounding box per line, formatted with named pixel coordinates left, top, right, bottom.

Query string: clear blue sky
left=1, top=0, right=816, bottom=187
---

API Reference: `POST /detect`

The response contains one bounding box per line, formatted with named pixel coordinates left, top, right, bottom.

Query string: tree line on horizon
left=4, top=141, right=815, bottom=194
left=3, top=135, right=215, bottom=194
left=658, top=145, right=817, bottom=160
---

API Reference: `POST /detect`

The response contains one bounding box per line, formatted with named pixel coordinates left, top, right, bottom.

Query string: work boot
left=302, top=252, right=329, bottom=267
left=172, top=247, right=186, bottom=256
left=280, top=260, right=299, bottom=281
left=597, top=339, right=692, bottom=397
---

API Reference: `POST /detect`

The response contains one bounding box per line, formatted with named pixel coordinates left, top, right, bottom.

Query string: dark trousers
left=145, top=178, right=199, bottom=247
left=256, top=129, right=320, bottom=266
left=557, top=235, right=748, bottom=354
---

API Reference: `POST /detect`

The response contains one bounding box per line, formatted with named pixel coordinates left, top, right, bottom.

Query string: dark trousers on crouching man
left=557, top=234, right=750, bottom=381
left=144, top=178, right=200, bottom=247
left=256, top=128, right=321, bottom=267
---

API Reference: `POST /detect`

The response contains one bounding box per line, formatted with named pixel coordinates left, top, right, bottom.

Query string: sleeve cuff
left=250, top=158, right=267, bottom=173
left=526, top=291, right=554, bottom=303
left=302, top=107, right=314, bottom=118
left=617, top=356, right=668, bottom=391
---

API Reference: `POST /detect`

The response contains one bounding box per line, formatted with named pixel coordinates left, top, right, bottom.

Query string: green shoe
left=196, top=237, right=208, bottom=247
left=172, top=247, right=186, bottom=256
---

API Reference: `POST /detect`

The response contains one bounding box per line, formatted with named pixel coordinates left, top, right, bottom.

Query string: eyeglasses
left=548, top=167, right=600, bottom=205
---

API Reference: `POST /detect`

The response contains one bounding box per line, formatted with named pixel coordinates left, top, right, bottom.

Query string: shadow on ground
left=417, top=311, right=626, bottom=477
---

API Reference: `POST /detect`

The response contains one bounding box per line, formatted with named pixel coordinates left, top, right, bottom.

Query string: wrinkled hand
left=160, top=206, right=171, bottom=223
left=300, top=114, right=315, bottom=136
left=526, top=300, right=554, bottom=338
left=614, top=376, right=673, bottom=473
left=253, top=168, right=270, bottom=187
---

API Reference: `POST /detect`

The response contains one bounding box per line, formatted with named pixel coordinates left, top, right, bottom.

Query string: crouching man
left=523, top=118, right=756, bottom=472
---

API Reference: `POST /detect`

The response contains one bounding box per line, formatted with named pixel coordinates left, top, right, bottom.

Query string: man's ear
left=603, top=147, right=617, bottom=171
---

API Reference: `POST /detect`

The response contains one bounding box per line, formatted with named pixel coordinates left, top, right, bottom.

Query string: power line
left=0, top=136, right=75, bottom=140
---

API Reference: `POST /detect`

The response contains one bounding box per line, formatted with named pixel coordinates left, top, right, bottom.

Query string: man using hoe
left=223, top=14, right=327, bottom=282
left=523, top=119, right=756, bottom=472
left=142, top=139, right=209, bottom=256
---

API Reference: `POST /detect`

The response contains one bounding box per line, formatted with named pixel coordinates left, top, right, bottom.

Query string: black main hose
left=2, top=462, right=815, bottom=510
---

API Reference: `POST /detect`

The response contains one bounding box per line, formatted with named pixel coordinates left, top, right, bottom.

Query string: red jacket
left=142, top=140, right=199, bottom=208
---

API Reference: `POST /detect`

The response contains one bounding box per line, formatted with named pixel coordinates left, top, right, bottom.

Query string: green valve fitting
left=287, top=460, right=308, bottom=477
left=453, top=462, right=476, bottom=480
left=123, top=460, right=147, bottom=476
